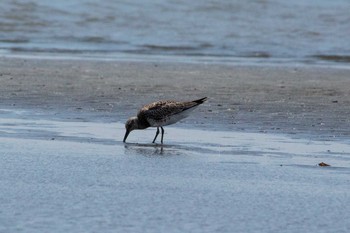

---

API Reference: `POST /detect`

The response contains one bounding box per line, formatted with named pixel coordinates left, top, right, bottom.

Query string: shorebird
left=123, top=97, right=207, bottom=144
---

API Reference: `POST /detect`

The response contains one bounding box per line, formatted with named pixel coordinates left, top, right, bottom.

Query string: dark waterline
left=0, top=0, right=350, bottom=66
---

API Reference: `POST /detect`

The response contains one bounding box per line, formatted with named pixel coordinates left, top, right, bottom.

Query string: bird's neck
left=136, top=116, right=150, bottom=129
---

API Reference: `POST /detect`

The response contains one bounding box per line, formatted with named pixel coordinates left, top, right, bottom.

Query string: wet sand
left=1, top=57, right=350, bottom=139
left=0, top=57, right=350, bottom=232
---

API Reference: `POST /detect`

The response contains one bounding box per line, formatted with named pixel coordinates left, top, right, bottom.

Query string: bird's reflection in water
left=124, top=143, right=185, bottom=157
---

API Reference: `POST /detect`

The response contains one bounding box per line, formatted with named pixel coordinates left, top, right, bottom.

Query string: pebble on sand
left=318, top=162, right=330, bottom=167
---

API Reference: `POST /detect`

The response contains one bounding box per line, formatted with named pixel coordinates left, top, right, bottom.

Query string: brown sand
left=1, top=57, right=349, bottom=139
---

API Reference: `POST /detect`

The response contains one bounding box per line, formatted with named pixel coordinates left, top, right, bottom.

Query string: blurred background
left=1, top=0, right=349, bottom=65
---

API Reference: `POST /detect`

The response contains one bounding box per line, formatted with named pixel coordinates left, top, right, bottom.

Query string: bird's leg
left=152, top=127, right=160, bottom=143
left=160, top=127, right=164, bottom=144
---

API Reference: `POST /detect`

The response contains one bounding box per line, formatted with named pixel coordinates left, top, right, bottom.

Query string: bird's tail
left=180, top=97, right=207, bottom=112
left=193, top=97, right=208, bottom=104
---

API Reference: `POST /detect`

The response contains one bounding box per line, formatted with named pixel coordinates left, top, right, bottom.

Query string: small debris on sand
left=318, top=162, right=330, bottom=167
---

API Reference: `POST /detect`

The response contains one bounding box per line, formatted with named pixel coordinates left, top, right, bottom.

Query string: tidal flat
left=0, top=57, right=349, bottom=232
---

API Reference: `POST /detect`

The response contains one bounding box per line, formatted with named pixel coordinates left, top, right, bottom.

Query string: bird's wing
left=138, top=100, right=198, bottom=122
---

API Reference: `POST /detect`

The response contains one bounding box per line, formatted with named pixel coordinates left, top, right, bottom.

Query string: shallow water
left=1, top=109, right=350, bottom=232
left=0, top=0, right=350, bottom=65
left=1, top=115, right=349, bottom=165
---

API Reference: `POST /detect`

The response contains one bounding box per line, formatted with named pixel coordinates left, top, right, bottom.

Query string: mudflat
left=1, top=57, right=349, bottom=139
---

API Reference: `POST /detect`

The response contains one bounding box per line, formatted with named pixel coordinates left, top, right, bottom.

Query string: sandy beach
left=1, top=56, right=350, bottom=233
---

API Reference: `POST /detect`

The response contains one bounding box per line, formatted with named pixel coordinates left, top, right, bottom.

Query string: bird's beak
left=123, top=129, right=130, bottom=143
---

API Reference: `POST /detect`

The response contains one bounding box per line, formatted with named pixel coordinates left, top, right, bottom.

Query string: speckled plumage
left=123, top=97, right=207, bottom=143
left=138, top=99, right=202, bottom=126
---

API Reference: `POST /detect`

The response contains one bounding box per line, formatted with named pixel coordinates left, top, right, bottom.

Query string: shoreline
left=1, top=56, right=349, bottom=140
left=3, top=52, right=350, bottom=70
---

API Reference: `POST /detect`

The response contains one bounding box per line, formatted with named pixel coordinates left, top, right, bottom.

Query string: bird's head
left=123, top=117, right=138, bottom=142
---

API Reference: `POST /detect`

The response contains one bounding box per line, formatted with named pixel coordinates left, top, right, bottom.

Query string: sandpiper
left=123, top=97, right=207, bottom=143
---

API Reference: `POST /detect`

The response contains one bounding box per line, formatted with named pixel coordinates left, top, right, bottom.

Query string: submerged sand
left=1, top=57, right=349, bottom=139
left=1, top=109, right=350, bottom=233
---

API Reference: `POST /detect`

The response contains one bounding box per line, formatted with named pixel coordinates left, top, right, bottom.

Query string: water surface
left=1, top=109, right=350, bottom=232
left=1, top=0, right=350, bottom=65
